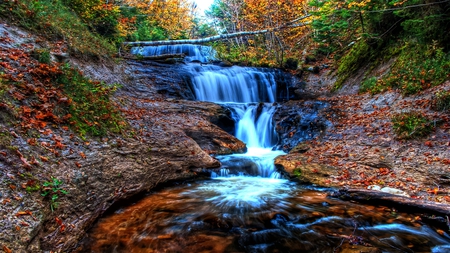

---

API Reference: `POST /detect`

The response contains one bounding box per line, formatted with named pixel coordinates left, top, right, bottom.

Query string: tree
left=122, top=0, right=196, bottom=39
left=205, top=0, right=310, bottom=67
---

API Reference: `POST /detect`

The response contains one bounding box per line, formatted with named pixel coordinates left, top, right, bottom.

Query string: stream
left=78, top=45, right=450, bottom=252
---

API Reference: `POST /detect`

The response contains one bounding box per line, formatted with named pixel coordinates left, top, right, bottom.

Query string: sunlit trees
left=122, top=0, right=197, bottom=40
left=207, top=0, right=310, bottom=67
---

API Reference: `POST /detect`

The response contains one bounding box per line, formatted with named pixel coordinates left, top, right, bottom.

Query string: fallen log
left=331, top=188, right=450, bottom=216
left=122, top=15, right=311, bottom=47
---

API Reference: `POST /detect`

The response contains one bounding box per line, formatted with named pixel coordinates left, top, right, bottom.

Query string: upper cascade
left=131, top=44, right=215, bottom=63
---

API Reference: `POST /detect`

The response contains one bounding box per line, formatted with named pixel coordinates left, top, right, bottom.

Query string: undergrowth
left=391, top=111, right=433, bottom=139
left=0, top=0, right=116, bottom=58
left=434, top=90, right=450, bottom=111
left=359, top=42, right=449, bottom=95
left=57, top=64, right=126, bottom=137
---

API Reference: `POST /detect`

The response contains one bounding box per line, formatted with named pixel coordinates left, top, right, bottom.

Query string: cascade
left=179, top=57, right=285, bottom=178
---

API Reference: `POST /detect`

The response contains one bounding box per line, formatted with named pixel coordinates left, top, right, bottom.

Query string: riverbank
left=275, top=67, right=450, bottom=206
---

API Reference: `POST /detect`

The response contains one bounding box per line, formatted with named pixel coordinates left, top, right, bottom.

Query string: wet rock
left=273, top=100, right=330, bottom=152
left=339, top=244, right=381, bottom=253
left=368, top=185, right=410, bottom=197
left=274, top=154, right=339, bottom=186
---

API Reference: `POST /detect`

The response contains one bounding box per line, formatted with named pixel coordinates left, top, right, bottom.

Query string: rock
left=367, top=185, right=409, bottom=197
left=339, top=244, right=381, bottom=253
left=275, top=154, right=339, bottom=186
left=380, top=187, right=410, bottom=197
left=273, top=100, right=330, bottom=152
left=357, top=153, right=393, bottom=169
left=367, top=185, right=381, bottom=191
left=290, top=142, right=310, bottom=153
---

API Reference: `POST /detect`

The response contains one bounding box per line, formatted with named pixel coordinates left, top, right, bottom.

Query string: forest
left=0, top=0, right=450, bottom=252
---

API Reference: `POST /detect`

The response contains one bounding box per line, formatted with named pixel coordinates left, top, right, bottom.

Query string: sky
left=192, top=0, right=215, bottom=17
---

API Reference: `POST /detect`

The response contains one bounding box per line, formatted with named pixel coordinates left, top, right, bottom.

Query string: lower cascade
left=78, top=46, right=450, bottom=252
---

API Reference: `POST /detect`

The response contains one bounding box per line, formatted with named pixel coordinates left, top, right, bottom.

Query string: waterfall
left=181, top=60, right=286, bottom=178
left=131, top=44, right=215, bottom=63
left=132, top=44, right=287, bottom=177
left=185, top=65, right=277, bottom=103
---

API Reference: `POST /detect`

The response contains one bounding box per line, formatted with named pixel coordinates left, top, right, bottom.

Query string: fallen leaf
left=3, top=245, right=12, bottom=253
left=15, top=210, right=32, bottom=217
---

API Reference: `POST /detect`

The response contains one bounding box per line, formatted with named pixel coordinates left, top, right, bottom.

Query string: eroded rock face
left=36, top=135, right=220, bottom=252
left=273, top=100, right=330, bottom=152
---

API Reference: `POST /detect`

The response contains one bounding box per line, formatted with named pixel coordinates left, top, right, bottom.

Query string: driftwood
left=122, top=53, right=186, bottom=60
left=331, top=188, right=450, bottom=216
left=122, top=15, right=311, bottom=47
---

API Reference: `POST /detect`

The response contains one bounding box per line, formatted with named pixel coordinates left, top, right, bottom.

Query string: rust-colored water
left=77, top=177, right=450, bottom=253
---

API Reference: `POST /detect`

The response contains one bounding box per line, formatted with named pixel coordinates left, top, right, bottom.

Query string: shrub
left=434, top=90, right=450, bottom=111
left=392, top=111, right=433, bottom=139
left=41, top=177, right=68, bottom=212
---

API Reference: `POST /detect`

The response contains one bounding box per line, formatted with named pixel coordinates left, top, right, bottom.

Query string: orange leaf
left=79, top=151, right=86, bottom=159
left=27, top=138, right=37, bottom=146
left=15, top=210, right=32, bottom=217
left=75, top=162, right=81, bottom=168
left=3, top=245, right=12, bottom=253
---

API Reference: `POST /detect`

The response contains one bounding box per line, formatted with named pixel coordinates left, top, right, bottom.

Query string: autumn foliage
left=207, top=0, right=310, bottom=67
left=0, top=40, right=125, bottom=138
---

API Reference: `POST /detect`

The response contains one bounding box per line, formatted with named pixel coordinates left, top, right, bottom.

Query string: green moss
left=293, top=168, right=302, bottom=177
left=334, top=41, right=371, bottom=90
left=0, top=131, right=13, bottom=148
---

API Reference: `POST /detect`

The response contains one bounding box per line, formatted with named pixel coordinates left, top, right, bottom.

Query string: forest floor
left=277, top=62, right=450, bottom=208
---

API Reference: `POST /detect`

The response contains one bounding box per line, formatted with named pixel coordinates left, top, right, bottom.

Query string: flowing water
left=79, top=45, right=450, bottom=252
